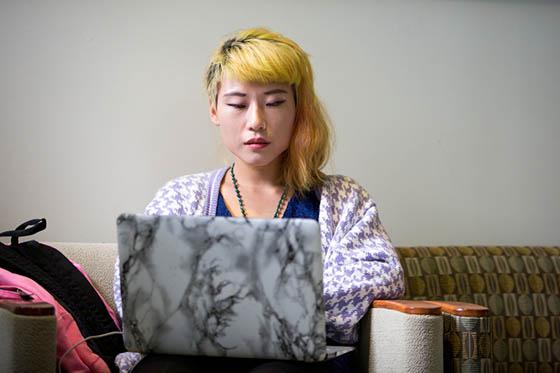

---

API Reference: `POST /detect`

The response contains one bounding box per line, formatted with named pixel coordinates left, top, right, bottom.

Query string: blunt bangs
left=222, top=40, right=303, bottom=88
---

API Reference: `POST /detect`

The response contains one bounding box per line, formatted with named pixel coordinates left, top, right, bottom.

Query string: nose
left=247, top=102, right=266, bottom=132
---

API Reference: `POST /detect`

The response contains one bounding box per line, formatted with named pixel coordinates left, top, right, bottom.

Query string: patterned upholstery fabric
left=442, top=313, right=492, bottom=372
left=396, top=246, right=560, bottom=373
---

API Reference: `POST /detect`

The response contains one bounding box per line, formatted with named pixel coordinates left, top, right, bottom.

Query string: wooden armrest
left=0, top=300, right=55, bottom=316
left=424, top=301, right=489, bottom=317
left=372, top=300, right=441, bottom=316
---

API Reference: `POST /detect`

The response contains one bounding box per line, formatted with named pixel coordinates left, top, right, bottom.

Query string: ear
left=209, top=100, right=219, bottom=126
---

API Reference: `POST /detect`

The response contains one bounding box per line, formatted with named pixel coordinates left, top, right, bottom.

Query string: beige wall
left=1, top=0, right=559, bottom=246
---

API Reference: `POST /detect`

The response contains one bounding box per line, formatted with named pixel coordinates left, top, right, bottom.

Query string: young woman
left=114, top=27, right=404, bottom=373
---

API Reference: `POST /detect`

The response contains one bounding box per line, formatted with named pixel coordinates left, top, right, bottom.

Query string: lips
left=245, top=138, right=270, bottom=145
left=245, top=138, right=270, bottom=150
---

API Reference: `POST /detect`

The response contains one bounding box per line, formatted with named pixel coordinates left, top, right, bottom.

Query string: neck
left=231, top=158, right=283, bottom=189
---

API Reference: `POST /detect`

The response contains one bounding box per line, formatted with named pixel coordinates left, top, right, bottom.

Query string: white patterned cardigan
left=113, top=167, right=404, bottom=368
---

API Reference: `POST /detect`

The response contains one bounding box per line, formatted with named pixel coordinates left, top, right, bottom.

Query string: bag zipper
left=0, top=286, right=34, bottom=301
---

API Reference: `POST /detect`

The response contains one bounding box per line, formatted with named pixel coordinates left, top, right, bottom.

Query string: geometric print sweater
left=114, top=167, right=405, bottom=344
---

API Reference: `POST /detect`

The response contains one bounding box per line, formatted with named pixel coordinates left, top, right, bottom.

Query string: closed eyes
left=267, top=100, right=285, bottom=107
left=226, top=104, right=246, bottom=109
left=226, top=100, right=286, bottom=110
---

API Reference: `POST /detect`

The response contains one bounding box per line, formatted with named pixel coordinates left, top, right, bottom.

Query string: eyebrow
left=222, top=89, right=289, bottom=97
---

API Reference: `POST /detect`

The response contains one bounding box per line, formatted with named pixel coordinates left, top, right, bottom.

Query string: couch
left=4, top=244, right=556, bottom=372
left=397, top=246, right=560, bottom=373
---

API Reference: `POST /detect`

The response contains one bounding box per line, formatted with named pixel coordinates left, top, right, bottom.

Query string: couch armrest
left=425, top=301, right=492, bottom=373
left=0, top=301, right=56, bottom=373
left=358, top=300, right=443, bottom=373
left=425, top=301, right=489, bottom=317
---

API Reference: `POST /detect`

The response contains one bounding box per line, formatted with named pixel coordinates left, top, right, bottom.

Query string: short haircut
left=205, top=27, right=332, bottom=193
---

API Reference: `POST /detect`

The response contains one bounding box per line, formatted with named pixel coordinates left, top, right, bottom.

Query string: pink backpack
left=0, top=219, right=124, bottom=372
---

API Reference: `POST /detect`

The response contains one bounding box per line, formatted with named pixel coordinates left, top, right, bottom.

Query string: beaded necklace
left=229, top=163, right=287, bottom=218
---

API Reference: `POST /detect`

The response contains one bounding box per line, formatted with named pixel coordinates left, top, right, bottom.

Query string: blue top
left=216, top=190, right=320, bottom=220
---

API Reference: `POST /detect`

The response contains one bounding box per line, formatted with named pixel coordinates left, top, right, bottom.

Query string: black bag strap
left=0, top=219, right=47, bottom=245
left=0, top=239, right=124, bottom=371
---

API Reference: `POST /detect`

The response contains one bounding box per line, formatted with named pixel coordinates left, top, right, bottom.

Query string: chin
left=239, top=159, right=273, bottom=168
left=236, top=153, right=281, bottom=168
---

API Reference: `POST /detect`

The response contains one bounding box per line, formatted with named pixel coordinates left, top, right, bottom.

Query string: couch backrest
left=48, top=242, right=118, bottom=312
left=396, top=246, right=560, bottom=371
left=47, top=242, right=560, bottom=370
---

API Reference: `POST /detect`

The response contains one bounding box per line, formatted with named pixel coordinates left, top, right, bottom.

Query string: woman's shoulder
left=145, top=168, right=224, bottom=215
left=322, top=174, right=361, bottom=187
left=160, top=170, right=214, bottom=191
left=316, top=174, right=380, bottom=239
left=320, top=174, right=371, bottom=201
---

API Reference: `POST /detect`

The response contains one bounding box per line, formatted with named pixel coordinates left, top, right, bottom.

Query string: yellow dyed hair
left=205, top=27, right=332, bottom=193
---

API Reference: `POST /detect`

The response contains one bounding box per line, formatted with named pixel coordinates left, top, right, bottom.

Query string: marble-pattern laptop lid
left=117, top=214, right=327, bottom=361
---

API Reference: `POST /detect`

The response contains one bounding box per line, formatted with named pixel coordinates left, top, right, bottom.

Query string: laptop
left=116, top=213, right=354, bottom=362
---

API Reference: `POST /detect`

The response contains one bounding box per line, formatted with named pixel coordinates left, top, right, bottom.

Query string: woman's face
left=210, top=78, right=296, bottom=168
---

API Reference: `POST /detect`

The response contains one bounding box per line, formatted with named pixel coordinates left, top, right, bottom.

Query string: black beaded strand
left=230, top=163, right=287, bottom=218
